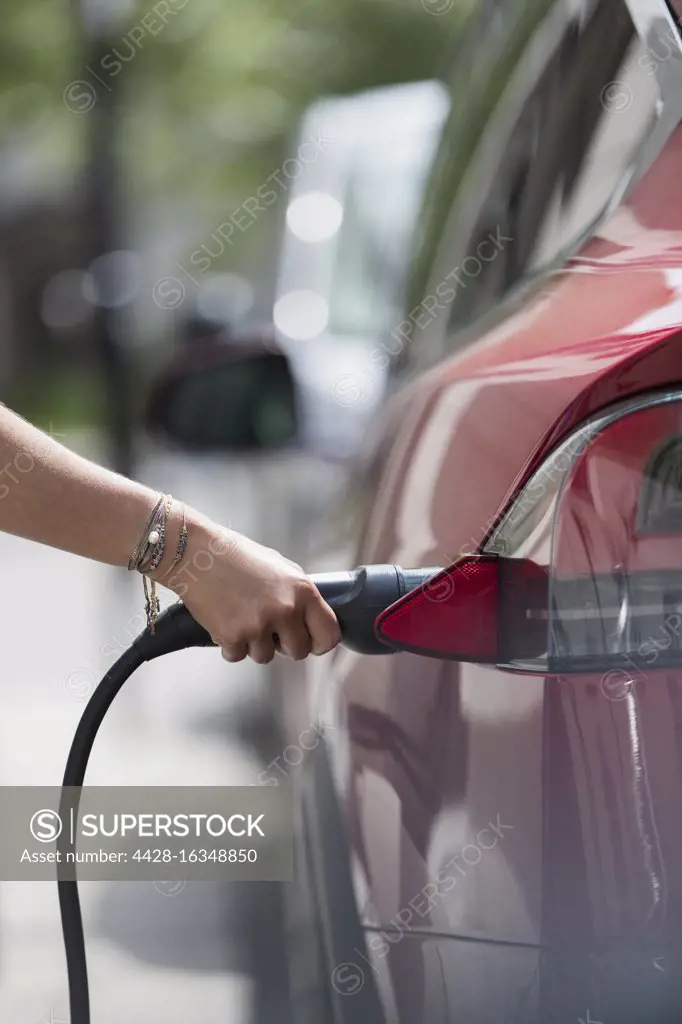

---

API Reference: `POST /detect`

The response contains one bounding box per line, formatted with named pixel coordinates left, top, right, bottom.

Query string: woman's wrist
left=153, top=499, right=189, bottom=582
left=148, top=506, right=223, bottom=595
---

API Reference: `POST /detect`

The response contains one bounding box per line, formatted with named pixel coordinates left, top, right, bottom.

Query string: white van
left=273, top=79, right=449, bottom=458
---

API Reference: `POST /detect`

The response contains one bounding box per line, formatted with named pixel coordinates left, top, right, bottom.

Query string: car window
left=403, top=0, right=662, bottom=372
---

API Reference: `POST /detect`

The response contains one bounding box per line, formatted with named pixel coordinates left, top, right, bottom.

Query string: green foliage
left=0, top=0, right=467, bottom=202
left=0, top=0, right=84, bottom=175
left=1, top=0, right=473, bottom=431
left=6, top=363, right=105, bottom=432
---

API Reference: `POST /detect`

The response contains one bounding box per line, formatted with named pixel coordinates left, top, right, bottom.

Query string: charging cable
left=57, top=564, right=438, bottom=1024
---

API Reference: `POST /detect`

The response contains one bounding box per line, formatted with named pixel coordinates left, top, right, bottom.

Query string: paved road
left=0, top=436, right=304, bottom=1024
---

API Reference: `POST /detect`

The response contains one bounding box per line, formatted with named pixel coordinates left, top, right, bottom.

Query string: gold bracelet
left=128, top=494, right=164, bottom=571
left=148, top=494, right=173, bottom=633
left=159, top=502, right=188, bottom=581
left=142, top=494, right=173, bottom=575
left=129, top=493, right=173, bottom=634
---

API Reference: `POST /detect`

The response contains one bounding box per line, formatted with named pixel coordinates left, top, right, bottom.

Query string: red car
left=149, top=1, right=682, bottom=1020
left=287, top=1, right=682, bottom=1022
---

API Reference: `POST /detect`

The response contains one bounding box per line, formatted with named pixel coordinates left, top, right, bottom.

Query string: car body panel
left=314, top=111, right=682, bottom=1024
left=285, top=2, right=682, bottom=1021
left=350, top=123, right=682, bottom=574
left=362, top=929, right=682, bottom=1023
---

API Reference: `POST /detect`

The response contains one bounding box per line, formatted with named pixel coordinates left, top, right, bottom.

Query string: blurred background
left=0, top=0, right=461, bottom=452
left=0, top=0, right=465, bottom=1020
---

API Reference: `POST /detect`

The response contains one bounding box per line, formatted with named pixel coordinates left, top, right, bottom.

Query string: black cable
left=56, top=603, right=216, bottom=1024
left=56, top=566, right=434, bottom=1024
left=57, top=643, right=145, bottom=1024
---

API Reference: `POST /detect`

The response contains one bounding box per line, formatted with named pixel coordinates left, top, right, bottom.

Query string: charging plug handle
left=310, top=564, right=439, bottom=654
left=138, top=564, right=440, bottom=659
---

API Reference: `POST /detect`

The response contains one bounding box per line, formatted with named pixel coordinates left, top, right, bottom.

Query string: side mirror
left=145, top=345, right=299, bottom=453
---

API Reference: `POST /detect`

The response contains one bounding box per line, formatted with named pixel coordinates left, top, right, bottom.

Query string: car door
left=318, top=1, right=682, bottom=1021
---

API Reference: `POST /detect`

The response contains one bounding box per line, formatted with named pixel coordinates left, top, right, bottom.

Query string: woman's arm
left=0, top=404, right=340, bottom=663
left=0, top=404, right=178, bottom=565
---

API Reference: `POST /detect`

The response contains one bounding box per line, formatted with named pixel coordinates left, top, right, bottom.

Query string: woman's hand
left=0, top=407, right=339, bottom=665
left=160, top=514, right=341, bottom=664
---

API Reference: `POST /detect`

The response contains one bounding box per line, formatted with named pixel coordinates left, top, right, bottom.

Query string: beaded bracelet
left=142, top=494, right=173, bottom=576
left=159, top=502, right=188, bottom=581
left=130, top=496, right=192, bottom=633
left=128, top=495, right=165, bottom=572
left=129, top=494, right=172, bottom=634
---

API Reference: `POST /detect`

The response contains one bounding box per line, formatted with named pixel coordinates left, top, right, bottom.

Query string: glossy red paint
left=322, top=119, right=682, bottom=1020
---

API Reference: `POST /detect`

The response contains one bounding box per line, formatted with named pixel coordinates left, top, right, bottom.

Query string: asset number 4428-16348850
left=132, top=849, right=258, bottom=863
